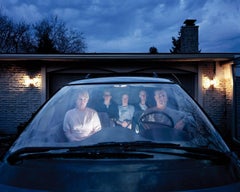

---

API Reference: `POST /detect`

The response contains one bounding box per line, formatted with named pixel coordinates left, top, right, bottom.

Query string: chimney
left=180, top=19, right=199, bottom=53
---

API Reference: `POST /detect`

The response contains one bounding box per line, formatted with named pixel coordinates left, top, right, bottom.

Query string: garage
left=1, top=53, right=235, bottom=136
left=46, top=54, right=198, bottom=98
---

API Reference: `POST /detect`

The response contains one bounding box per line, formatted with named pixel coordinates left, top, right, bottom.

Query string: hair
left=103, top=89, right=111, bottom=95
left=78, top=90, right=89, bottom=98
left=139, top=89, right=147, bottom=95
left=154, top=88, right=166, bottom=95
left=121, top=92, right=129, bottom=96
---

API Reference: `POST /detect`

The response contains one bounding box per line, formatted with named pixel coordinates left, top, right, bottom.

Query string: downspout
left=41, top=64, right=47, bottom=104
left=232, top=56, right=240, bottom=145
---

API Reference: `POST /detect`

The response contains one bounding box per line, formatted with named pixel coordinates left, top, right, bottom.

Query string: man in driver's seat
left=144, top=89, right=193, bottom=130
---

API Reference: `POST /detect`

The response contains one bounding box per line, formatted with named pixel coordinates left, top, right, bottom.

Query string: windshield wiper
left=69, top=141, right=181, bottom=152
left=7, top=141, right=178, bottom=164
left=7, top=141, right=229, bottom=165
left=127, top=145, right=230, bottom=163
left=7, top=145, right=154, bottom=165
left=7, top=147, right=66, bottom=164
left=71, top=141, right=229, bottom=163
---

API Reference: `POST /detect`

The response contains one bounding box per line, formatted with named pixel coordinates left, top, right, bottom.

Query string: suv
left=1, top=77, right=240, bottom=191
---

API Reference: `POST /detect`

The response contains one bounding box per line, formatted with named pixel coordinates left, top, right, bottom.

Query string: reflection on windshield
left=11, top=83, right=229, bottom=153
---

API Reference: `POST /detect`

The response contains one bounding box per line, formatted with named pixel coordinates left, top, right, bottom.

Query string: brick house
left=0, top=53, right=239, bottom=143
left=0, top=19, right=240, bottom=146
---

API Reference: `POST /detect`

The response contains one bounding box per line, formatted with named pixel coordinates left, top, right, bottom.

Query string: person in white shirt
left=63, top=90, right=101, bottom=142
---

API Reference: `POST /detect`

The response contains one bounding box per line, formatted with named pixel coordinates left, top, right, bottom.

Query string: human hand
left=122, top=121, right=129, bottom=128
left=174, top=119, right=185, bottom=130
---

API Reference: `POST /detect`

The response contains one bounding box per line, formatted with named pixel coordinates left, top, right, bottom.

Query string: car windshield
left=10, top=81, right=229, bottom=153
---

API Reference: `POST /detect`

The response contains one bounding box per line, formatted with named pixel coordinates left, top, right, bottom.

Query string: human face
left=103, top=91, right=112, bottom=102
left=139, top=90, right=147, bottom=103
left=76, top=92, right=89, bottom=110
left=154, top=90, right=168, bottom=109
left=121, top=94, right=129, bottom=106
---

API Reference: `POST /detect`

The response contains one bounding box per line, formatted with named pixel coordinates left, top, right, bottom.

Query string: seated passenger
left=95, top=90, right=119, bottom=121
left=95, top=90, right=119, bottom=127
left=116, top=93, right=135, bottom=129
left=134, top=90, right=150, bottom=111
left=133, top=90, right=150, bottom=133
left=134, top=89, right=150, bottom=115
left=63, top=90, right=101, bottom=142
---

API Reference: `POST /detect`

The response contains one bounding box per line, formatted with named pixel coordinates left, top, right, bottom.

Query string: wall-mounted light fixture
left=23, top=75, right=41, bottom=88
left=202, top=76, right=219, bottom=89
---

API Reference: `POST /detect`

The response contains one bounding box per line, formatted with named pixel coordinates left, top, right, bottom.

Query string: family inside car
left=63, top=87, right=196, bottom=142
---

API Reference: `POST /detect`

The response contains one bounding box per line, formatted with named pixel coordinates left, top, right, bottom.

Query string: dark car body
left=0, top=76, right=240, bottom=191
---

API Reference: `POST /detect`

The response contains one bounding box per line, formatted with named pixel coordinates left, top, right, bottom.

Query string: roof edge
left=0, top=53, right=238, bottom=61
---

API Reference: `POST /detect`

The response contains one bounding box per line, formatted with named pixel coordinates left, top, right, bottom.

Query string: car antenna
left=153, top=72, right=158, bottom=78
left=171, top=73, right=182, bottom=85
left=85, top=74, right=91, bottom=79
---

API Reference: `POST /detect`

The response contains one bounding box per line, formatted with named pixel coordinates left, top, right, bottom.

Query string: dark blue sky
left=0, top=0, right=240, bottom=53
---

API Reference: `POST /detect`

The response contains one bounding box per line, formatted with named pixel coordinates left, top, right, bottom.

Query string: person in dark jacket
left=133, top=90, right=150, bottom=133
left=95, top=90, right=119, bottom=121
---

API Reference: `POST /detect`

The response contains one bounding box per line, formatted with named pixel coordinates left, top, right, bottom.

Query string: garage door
left=48, top=72, right=196, bottom=98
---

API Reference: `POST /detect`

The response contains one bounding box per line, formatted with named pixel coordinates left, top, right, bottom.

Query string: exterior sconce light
left=202, top=76, right=219, bottom=89
left=23, top=75, right=41, bottom=88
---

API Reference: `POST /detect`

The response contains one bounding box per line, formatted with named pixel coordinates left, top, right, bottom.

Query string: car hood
left=1, top=182, right=240, bottom=192
left=0, top=156, right=239, bottom=192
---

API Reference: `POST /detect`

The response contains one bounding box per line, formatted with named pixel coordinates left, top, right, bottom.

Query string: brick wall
left=200, top=62, right=233, bottom=139
left=0, top=63, right=42, bottom=134
left=180, top=26, right=199, bottom=53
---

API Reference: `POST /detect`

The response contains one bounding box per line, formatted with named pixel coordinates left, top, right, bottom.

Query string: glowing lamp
left=23, top=75, right=41, bottom=88
left=202, top=77, right=219, bottom=89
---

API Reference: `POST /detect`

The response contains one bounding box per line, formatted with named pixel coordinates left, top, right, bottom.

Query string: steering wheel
left=137, top=111, right=176, bottom=140
left=140, top=111, right=174, bottom=129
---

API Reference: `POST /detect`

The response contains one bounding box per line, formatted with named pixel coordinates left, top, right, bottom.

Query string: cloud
left=88, top=34, right=149, bottom=53
left=0, top=0, right=239, bottom=52
left=1, top=2, right=43, bottom=23
left=198, top=0, right=240, bottom=52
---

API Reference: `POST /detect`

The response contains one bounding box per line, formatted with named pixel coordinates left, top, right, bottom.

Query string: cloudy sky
left=0, top=0, right=240, bottom=53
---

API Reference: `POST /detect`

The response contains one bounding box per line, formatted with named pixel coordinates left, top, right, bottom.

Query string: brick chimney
left=180, top=19, right=199, bottom=53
